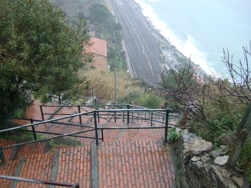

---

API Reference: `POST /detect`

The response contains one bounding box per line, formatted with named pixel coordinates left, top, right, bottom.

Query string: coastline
left=132, top=0, right=208, bottom=77
left=105, top=0, right=207, bottom=82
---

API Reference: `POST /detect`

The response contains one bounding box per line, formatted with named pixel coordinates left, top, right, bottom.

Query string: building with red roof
left=84, top=37, right=108, bottom=70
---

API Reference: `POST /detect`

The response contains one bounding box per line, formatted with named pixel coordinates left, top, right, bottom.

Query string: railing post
left=127, top=105, right=130, bottom=125
left=94, top=111, right=99, bottom=145
left=30, top=119, right=37, bottom=140
left=114, top=111, right=116, bottom=123
left=165, top=108, right=170, bottom=143
left=78, top=105, right=82, bottom=125
left=123, top=112, right=125, bottom=123
left=95, top=107, right=100, bottom=123
left=101, top=129, right=104, bottom=142
left=40, top=105, right=45, bottom=121
left=0, top=147, right=5, bottom=164
left=151, top=112, right=153, bottom=126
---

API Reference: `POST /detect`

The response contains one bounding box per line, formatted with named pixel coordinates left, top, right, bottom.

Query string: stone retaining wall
left=175, top=131, right=247, bottom=188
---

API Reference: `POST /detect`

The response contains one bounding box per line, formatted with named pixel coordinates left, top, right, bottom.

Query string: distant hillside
left=50, top=0, right=110, bottom=19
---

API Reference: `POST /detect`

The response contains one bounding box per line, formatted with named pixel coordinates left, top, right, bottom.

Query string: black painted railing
left=0, top=175, right=79, bottom=187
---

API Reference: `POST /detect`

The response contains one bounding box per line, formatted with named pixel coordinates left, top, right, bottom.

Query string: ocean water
left=134, top=0, right=251, bottom=76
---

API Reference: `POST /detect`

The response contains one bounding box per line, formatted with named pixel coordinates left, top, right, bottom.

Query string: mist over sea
left=134, top=0, right=251, bottom=77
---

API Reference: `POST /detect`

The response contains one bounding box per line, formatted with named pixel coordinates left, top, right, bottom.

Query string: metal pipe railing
left=0, top=175, right=79, bottom=187
left=0, top=108, right=175, bottom=163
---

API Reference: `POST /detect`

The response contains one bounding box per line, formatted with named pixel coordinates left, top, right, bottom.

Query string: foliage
left=237, top=141, right=251, bottom=182
left=0, top=127, right=42, bottom=142
left=79, top=69, right=142, bottom=101
left=0, top=0, right=91, bottom=119
left=168, top=127, right=180, bottom=141
left=108, top=48, right=117, bottom=59
left=161, top=65, right=198, bottom=110
left=162, top=42, right=251, bottom=180
left=138, top=94, right=165, bottom=109
left=190, top=97, right=245, bottom=144
left=88, top=4, right=110, bottom=25
left=49, top=137, right=81, bottom=146
left=118, top=90, right=142, bottom=105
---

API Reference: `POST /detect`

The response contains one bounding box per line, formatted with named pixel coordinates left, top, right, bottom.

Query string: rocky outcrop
left=175, top=131, right=246, bottom=188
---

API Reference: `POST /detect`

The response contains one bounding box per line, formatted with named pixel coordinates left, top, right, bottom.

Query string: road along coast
left=106, top=0, right=207, bottom=86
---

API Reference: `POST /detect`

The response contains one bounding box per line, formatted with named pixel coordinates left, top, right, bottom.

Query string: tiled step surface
left=1, top=101, right=178, bottom=187
left=0, top=139, right=17, bottom=161
left=98, top=140, right=176, bottom=188
left=0, top=144, right=92, bottom=188
left=0, top=160, right=19, bottom=188
left=15, top=152, right=54, bottom=188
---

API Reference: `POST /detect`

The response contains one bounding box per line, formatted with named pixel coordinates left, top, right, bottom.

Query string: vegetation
left=79, top=69, right=140, bottom=101
left=87, top=3, right=126, bottom=72
left=50, top=0, right=126, bottom=71
left=161, top=41, right=251, bottom=181
left=0, top=0, right=92, bottom=124
left=0, top=127, right=42, bottom=142
left=162, top=66, right=197, bottom=110
left=138, top=94, right=165, bottom=109
left=79, top=69, right=166, bottom=108
left=168, top=127, right=180, bottom=141
left=237, top=142, right=251, bottom=181
left=88, top=4, right=110, bottom=25
left=49, top=137, right=81, bottom=146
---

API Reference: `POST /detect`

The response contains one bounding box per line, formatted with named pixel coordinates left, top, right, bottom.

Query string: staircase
left=0, top=100, right=177, bottom=187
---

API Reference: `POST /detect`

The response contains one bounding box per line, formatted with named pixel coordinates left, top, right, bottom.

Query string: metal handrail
left=0, top=110, right=95, bottom=133
left=1, top=128, right=96, bottom=150
left=0, top=107, right=175, bottom=187
left=0, top=109, right=167, bottom=134
left=0, top=108, right=174, bottom=161
left=0, top=175, right=79, bottom=187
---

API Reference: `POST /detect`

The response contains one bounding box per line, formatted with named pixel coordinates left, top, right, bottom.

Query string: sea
left=134, top=0, right=251, bottom=77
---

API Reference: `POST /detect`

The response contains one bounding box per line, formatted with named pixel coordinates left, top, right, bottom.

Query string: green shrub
left=138, top=94, right=165, bottom=109
left=237, top=141, right=251, bottom=182
left=49, top=137, right=81, bottom=146
left=168, top=127, right=180, bottom=141
left=0, top=127, right=42, bottom=142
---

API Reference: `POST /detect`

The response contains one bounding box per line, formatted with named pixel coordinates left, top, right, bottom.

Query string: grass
left=0, top=127, right=42, bottom=142
left=49, top=137, right=81, bottom=146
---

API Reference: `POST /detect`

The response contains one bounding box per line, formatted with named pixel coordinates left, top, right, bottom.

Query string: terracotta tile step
left=98, top=140, right=176, bottom=188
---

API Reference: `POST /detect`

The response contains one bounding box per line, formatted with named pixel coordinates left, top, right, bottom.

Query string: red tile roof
left=85, top=37, right=107, bottom=57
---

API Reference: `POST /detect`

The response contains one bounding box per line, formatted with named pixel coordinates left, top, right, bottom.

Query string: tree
left=161, top=65, right=201, bottom=112
left=88, top=4, right=110, bottom=25
left=160, top=43, right=251, bottom=144
left=0, top=0, right=92, bottom=119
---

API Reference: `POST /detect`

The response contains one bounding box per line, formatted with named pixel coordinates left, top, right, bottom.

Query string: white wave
left=148, top=0, right=159, bottom=2
left=181, top=35, right=216, bottom=75
left=134, top=0, right=216, bottom=76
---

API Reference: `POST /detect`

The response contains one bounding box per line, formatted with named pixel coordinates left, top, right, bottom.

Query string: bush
left=49, top=137, right=81, bottom=146
left=138, top=94, right=165, bottom=109
left=168, top=127, right=180, bottom=141
left=237, top=141, right=251, bottom=182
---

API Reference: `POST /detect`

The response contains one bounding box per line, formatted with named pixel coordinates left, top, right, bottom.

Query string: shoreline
left=105, top=0, right=207, bottom=82
left=133, top=0, right=208, bottom=79
left=132, top=0, right=209, bottom=78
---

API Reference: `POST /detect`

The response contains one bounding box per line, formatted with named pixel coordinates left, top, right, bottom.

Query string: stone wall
left=175, top=131, right=247, bottom=188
